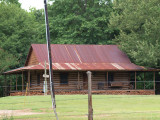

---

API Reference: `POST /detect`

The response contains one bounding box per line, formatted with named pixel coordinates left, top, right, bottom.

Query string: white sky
left=19, top=0, right=46, bottom=11
left=19, top=0, right=113, bottom=11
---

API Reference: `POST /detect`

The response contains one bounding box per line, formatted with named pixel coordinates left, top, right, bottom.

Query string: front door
left=83, top=73, right=88, bottom=89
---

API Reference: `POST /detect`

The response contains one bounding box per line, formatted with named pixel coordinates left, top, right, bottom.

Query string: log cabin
left=4, top=44, right=159, bottom=95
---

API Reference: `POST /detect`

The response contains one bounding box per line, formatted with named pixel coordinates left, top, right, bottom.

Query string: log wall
left=92, top=72, right=106, bottom=90
left=112, top=72, right=130, bottom=89
left=29, top=71, right=130, bottom=92
left=29, top=71, right=83, bottom=91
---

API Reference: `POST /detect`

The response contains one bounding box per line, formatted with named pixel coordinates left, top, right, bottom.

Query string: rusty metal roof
left=4, top=62, right=159, bottom=74
left=5, top=44, right=158, bottom=74
left=28, top=44, right=131, bottom=64
left=2, top=62, right=143, bottom=74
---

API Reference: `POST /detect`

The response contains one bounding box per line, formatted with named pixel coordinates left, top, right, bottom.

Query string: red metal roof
left=29, top=44, right=131, bottom=64
left=5, top=44, right=157, bottom=74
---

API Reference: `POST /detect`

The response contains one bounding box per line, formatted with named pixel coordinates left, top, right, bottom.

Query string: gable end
left=25, top=47, right=39, bottom=66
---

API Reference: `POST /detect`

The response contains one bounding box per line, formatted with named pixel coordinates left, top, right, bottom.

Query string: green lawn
left=1, top=95, right=160, bottom=120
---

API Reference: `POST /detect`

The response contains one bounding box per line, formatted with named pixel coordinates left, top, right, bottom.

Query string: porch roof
left=3, top=62, right=159, bottom=74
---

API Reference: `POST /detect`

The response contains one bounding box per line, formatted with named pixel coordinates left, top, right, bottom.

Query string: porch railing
left=2, top=81, right=157, bottom=92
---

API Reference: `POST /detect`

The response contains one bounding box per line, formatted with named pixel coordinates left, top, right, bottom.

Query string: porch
left=4, top=70, right=157, bottom=95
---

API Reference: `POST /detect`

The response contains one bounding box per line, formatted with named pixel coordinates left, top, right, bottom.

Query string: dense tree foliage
left=0, top=50, right=17, bottom=74
left=0, top=0, right=21, bottom=5
left=109, top=0, right=160, bottom=68
left=47, top=0, right=116, bottom=44
left=0, top=1, right=41, bottom=66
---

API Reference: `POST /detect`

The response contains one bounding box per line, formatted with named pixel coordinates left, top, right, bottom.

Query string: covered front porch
left=3, top=69, right=158, bottom=95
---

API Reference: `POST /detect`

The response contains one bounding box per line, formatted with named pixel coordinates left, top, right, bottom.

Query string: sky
left=19, top=0, right=113, bottom=11
left=19, top=0, right=46, bottom=11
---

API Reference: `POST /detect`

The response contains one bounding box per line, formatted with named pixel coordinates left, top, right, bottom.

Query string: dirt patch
left=0, top=109, right=43, bottom=117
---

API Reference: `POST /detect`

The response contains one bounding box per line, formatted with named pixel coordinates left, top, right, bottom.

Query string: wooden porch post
left=144, top=72, right=145, bottom=89
left=10, top=75, right=12, bottom=92
left=154, top=72, right=155, bottom=91
left=106, top=72, right=108, bottom=88
left=28, top=70, right=30, bottom=90
left=5, top=75, right=7, bottom=96
left=16, top=74, right=18, bottom=91
left=22, top=71, right=24, bottom=91
left=135, top=72, right=136, bottom=89
left=78, top=72, right=80, bottom=89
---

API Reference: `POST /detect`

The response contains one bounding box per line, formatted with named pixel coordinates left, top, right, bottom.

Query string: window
left=108, top=73, right=114, bottom=82
left=37, top=74, right=40, bottom=85
left=60, top=73, right=68, bottom=85
left=108, top=72, right=114, bottom=86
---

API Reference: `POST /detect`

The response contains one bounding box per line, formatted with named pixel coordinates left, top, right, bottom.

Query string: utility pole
left=87, top=71, right=93, bottom=120
left=44, top=0, right=59, bottom=120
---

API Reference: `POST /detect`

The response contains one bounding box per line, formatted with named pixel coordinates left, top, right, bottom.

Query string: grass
left=0, top=95, right=160, bottom=120
left=1, top=115, right=14, bottom=120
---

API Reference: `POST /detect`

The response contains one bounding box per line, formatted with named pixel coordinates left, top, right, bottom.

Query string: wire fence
left=1, top=80, right=158, bottom=89
left=0, top=80, right=158, bottom=97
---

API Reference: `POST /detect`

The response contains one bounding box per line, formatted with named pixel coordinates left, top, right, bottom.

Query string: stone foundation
left=10, top=90, right=155, bottom=96
left=92, top=90, right=155, bottom=95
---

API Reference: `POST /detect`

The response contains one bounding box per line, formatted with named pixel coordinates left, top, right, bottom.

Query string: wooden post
left=28, top=71, right=30, bottom=90
left=10, top=75, right=12, bottom=92
left=22, top=71, right=24, bottom=91
left=129, top=72, right=131, bottom=86
left=5, top=75, right=7, bottom=96
left=154, top=72, right=155, bottom=91
left=78, top=72, right=80, bottom=89
left=87, top=71, right=93, bottom=120
left=135, top=72, right=136, bottom=90
left=144, top=72, right=145, bottom=89
left=106, top=72, right=108, bottom=88
left=16, top=74, right=18, bottom=91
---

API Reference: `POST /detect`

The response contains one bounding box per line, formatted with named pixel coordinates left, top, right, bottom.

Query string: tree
left=0, top=0, right=21, bottom=6
left=29, top=8, right=46, bottom=43
left=0, top=49, right=18, bottom=74
left=47, top=0, right=116, bottom=44
left=109, top=0, right=160, bottom=68
left=0, top=1, right=41, bottom=66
